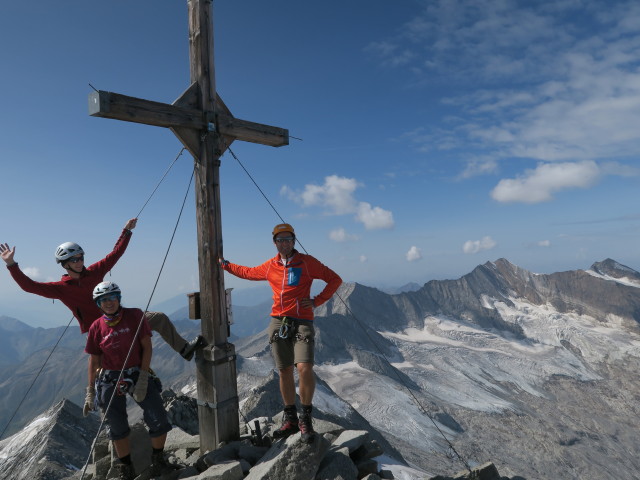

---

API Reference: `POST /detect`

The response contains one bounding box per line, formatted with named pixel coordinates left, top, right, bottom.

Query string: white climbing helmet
left=93, top=281, right=122, bottom=302
left=55, top=242, right=85, bottom=264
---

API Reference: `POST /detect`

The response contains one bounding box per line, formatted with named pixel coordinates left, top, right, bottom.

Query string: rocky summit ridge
left=1, top=258, right=640, bottom=479
left=0, top=399, right=99, bottom=480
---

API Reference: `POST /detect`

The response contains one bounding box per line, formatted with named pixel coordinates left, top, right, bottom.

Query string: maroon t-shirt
left=85, top=307, right=151, bottom=370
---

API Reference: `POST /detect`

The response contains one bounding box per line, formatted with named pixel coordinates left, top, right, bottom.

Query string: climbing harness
left=295, top=332, right=311, bottom=343
left=96, top=367, right=162, bottom=400
left=270, top=317, right=313, bottom=346
left=98, top=368, right=138, bottom=396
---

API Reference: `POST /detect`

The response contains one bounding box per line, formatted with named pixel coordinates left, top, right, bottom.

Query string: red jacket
left=7, top=229, right=132, bottom=333
left=222, top=251, right=342, bottom=320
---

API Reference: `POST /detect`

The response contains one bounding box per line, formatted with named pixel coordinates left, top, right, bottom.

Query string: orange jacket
left=222, top=251, right=342, bottom=320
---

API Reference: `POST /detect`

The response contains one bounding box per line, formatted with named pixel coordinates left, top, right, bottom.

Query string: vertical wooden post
left=189, top=0, right=239, bottom=450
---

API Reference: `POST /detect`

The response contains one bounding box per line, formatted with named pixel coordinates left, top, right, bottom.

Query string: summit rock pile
left=71, top=399, right=508, bottom=480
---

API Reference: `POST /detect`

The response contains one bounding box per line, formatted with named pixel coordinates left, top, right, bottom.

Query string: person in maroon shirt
left=0, top=218, right=205, bottom=360
left=85, top=281, right=173, bottom=479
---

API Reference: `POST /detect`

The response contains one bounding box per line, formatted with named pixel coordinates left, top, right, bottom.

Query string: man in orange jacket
left=220, top=223, right=342, bottom=443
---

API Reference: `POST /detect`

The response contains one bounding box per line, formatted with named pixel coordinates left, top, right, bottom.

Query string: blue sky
left=1, top=0, right=639, bottom=327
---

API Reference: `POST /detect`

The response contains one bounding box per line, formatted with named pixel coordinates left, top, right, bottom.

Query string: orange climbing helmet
left=272, top=223, right=295, bottom=240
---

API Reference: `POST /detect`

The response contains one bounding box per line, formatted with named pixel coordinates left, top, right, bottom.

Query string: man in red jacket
left=220, top=223, right=342, bottom=443
left=0, top=218, right=205, bottom=360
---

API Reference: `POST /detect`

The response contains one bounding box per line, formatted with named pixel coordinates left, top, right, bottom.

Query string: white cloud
left=491, top=161, right=600, bottom=204
left=283, top=175, right=394, bottom=230
left=283, top=175, right=359, bottom=214
left=537, top=240, right=551, bottom=247
left=329, top=228, right=359, bottom=242
left=22, top=267, right=42, bottom=279
left=406, top=246, right=423, bottom=262
left=359, top=255, right=368, bottom=263
left=356, top=202, right=394, bottom=230
left=463, top=236, right=497, bottom=254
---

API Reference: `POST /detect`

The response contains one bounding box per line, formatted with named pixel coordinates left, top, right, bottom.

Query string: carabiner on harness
left=116, top=378, right=134, bottom=395
left=278, top=317, right=292, bottom=339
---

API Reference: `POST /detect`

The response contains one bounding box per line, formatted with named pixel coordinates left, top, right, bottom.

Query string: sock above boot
left=284, top=404, right=298, bottom=418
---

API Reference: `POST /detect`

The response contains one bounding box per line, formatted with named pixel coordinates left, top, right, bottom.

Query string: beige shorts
left=268, top=317, right=315, bottom=369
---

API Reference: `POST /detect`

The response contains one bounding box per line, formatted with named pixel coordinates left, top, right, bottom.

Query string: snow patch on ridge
left=376, top=455, right=434, bottom=479
left=493, top=296, right=640, bottom=363
left=585, top=269, right=640, bottom=288
left=480, top=294, right=495, bottom=310
left=0, top=415, right=51, bottom=461
left=0, top=414, right=53, bottom=480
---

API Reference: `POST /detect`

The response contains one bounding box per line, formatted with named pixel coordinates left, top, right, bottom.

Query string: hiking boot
left=149, top=450, right=175, bottom=477
left=272, top=414, right=299, bottom=439
left=299, top=413, right=315, bottom=444
left=114, top=462, right=135, bottom=480
left=180, top=334, right=207, bottom=361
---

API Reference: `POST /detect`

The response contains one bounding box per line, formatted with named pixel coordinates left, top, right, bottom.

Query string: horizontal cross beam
left=88, top=90, right=289, bottom=147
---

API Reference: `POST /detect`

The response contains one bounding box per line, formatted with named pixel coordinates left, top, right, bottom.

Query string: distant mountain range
left=378, top=282, right=423, bottom=295
left=1, top=258, right=640, bottom=479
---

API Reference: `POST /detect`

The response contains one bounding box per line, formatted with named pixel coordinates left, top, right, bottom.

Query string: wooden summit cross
left=88, top=1, right=288, bottom=451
